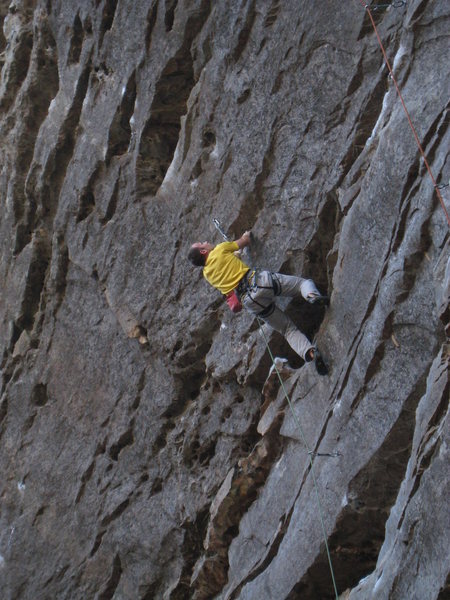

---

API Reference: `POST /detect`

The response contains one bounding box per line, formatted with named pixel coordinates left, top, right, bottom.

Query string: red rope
left=358, top=1, right=450, bottom=227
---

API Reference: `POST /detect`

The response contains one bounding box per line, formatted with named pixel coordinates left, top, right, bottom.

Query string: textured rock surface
left=0, top=1, right=449, bottom=599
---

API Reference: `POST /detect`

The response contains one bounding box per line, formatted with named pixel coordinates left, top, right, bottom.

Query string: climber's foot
left=307, top=293, right=330, bottom=306
left=305, top=347, right=328, bottom=376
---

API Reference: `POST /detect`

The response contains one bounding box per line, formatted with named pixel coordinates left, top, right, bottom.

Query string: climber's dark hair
left=188, top=247, right=206, bottom=267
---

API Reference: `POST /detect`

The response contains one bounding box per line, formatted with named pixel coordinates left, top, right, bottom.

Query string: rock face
left=0, top=1, right=448, bottom=599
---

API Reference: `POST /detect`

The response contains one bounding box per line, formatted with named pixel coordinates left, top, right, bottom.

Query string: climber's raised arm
left=235, top=231, right=251, bottom=250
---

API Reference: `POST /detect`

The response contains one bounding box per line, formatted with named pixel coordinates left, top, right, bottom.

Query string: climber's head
left=188, top=242, right=214, bottom=266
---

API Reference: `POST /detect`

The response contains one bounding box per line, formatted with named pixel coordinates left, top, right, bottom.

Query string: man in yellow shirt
left=188, top=231, right=329, bottom=375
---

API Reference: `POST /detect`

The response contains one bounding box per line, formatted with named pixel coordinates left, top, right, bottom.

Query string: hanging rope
left=211, top=219, right=339, bottom=597
left=358, top=0, right=450, bottom=228
left=257, top=317, right=340, bottom=600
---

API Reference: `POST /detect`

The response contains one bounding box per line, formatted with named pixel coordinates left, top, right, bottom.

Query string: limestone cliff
left=0, top=1, right=448, bottom=599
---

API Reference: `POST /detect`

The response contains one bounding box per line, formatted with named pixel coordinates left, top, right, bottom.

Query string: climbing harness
left=238, top=269, right=279, bottom=317
left=213, top=220, right=279, bottom=316
left=358, top=0, right=450, bottom=228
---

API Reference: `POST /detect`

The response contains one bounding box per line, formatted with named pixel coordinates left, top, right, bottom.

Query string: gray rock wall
left=0, top=1, right=448, bottom=599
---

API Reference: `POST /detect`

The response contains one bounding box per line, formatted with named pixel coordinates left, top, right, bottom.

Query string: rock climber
left=188, top=231, right=329, bottom=375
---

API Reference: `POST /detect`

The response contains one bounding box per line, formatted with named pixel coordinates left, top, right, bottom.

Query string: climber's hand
left=236, top=231, right=251, bottom=249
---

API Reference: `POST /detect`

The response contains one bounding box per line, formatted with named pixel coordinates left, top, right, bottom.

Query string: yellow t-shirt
left=203, top=241, right=249, bottom=295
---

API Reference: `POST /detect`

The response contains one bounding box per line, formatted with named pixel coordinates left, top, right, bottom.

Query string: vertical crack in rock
left=99, top=172, right=120, bottom=225
left=31, top=505, right=47, bottom=527
left=418, top=102, right=449, bottom=174
left=264, top=1, right=280, bottom=29
left=90, top=497, right=131, bottom=558
left=229, top=499, right=295, bottom=600
left=30, top=382, right=48, bottom=407
left=228, top=0, right=257, bottom=64
left=164, top=0, right=178, bottom=33
left=0, top=4, right=7, bottom=55
left=75, top=459, right=96, bottom=505
left=6, top=14, right=59, bottom=254
left=172, top=342, right=209, bottom=407
left=398, top=380, right=449, bottom=528
left=345, top=345, right=449, bottom=599
left=0, top=8, right=33, bottom=113
left=437, top=571, right=450, bottom=599
left=305, top=193, right=342, bottom=292
left=191, top=425, right=283, bottom=600
left=128, top=369, right=145, bottom=413
left=150, top=310, right=222, bottom=460
left=67, top=12, right=84, bottom=65
left=98, top=0, right=118, bottom=50
left=106, top=69, right=136, bottom=162
left=408, top=0, right=429, bottom=29
left=108, top=421, right=135, bottom=461
left=389, top=158, right=423, bottom=257
left=74, top=438, right=107, bottom=505
left=98, top=553, right=122, bottom=600
left=47, top=232, right=70, bottom=318
left=145, top=2, right=158, bottom=52
left=136, top=0, right=211, bottom=196
left=187, top=122, right=217, bottom=184
left=32, top=52, right=91, bottom=237
left=15, top=231, right=51, bottom=340
left=357, top=3, right=392, bottom=40
left=286, top=377, right=427, bottom=599
left=0, top=397, right=8, bottom=426
left=340, top=74, right=387, bottom=184
left=189, top=365, right=291, bottom=599
left=166, top=508, right=209, bottom=599
left=77, top=161, right=102, bottom=223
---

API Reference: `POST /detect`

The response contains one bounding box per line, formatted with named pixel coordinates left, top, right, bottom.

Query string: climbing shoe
left=307, top=293, right=330, bottom=306
left=314, top=349, right=328, bottom=376
left=305, top=347, right=328, bottom=376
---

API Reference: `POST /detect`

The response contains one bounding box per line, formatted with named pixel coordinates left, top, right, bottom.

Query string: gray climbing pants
left=241, top=270, right=320, bottom=360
